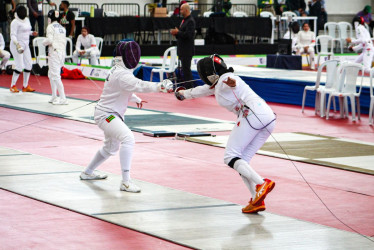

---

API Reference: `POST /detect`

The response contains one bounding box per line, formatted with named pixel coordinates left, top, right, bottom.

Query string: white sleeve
left=42, top=25, right=53, bottom=46
left=118, top=74, right=159, bottom=93
left=310, top=32, right=316, bottom=47
left=352, top=26, right=369, bottom=44
left=10, top=20, right=18, bottom=45
left=0, top=34, right=4, bottom=50
left=75, top=35, right=82, bottom=51
left=130, top=93, right=142, bottom=103
left=84, top=35, right=97, bottom=53
left=183, top=84, right=215, bottom=99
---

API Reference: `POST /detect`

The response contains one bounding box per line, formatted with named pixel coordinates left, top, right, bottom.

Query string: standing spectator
left=72, top=27, right=99, bottom=65
left=286, top=0, right=306, bottom=16
left=356, top=5, right=374, bottom=32
left=0, top=33, right=10, bottom=71
left=320, top=0, right=328, bottom=24
left=274, top=0, right=287, bottom=15
left=308, top=0, right=322, bottom=35
left=59, top=0, right=75, bottom=39
left=43, top=10, right=68, bottom=105
left=27, top=0, right=56, bottom=37
left=297, top=22, right=316, bottom=70
left=170, top=3, right=195, bottom=89
left=9, top=5, right=38, bottom=93
left=0, top=0, right=16, bottom=43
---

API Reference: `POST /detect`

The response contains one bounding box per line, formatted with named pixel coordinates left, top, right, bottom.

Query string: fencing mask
left=48, top=10, right=60, bottom=23
left=16, top=6, right=27, bottom=20
left=114, top=41, right=141, bottom=69
left=197, top=54, right=233, bottom=87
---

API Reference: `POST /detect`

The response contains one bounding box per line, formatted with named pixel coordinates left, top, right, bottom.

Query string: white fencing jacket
left=43, top=21, right=67, bottom=53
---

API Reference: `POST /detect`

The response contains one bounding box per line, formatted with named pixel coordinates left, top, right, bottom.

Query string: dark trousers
left=30, top=13, right=45, bottom=37
left=179, top=55, right=194, bottom=89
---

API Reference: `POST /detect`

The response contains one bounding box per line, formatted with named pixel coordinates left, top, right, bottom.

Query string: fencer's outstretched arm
left=118, top=74, right=172, bottom=93
left=181, top=84, right=215, bottom=99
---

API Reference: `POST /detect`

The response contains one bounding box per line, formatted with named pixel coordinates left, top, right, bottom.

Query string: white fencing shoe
left=53, top=98, right=68, bottom=105
left=80, top=171, right=108, bottom=180
left=48, top=97, right=58, bottom=103
left=120, top=180, right=141, bottom=193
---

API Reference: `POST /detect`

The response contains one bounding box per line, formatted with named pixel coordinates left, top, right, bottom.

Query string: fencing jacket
left=95, top=58, right=157, bottom=119
left=75, top=34, right=97, bottom=53
left=10, top=15, right=33, bottom=48
left=43, top=21, right=67, bottom=53
left=352, top=24, right=373, bottom=52
left=296, top=30, right=315, bottom=49
left=182, top=72, right=275, bottom=126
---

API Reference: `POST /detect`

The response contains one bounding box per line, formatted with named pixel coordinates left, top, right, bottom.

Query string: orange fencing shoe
left=22, top=85, right=35, bottom=92
left=252, top=178, right=275, bottom=206
left=10, top=86, right=19, bottom=93
left=242, top=199, right=265, bottom=214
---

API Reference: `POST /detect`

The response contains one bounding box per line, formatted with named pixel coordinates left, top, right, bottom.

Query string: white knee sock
left=233, top=159, right=263, bottom=185
left=241, top=175, right=257, bottom=199
left=23, top=71, right=30, bottom=87
left=50, top=79, right=57, bottom=99
left=11, top=71, right=20, bottom=87
left=119, top=142, right=134, bottom=182
left=84, top=150, right=109, bottom=174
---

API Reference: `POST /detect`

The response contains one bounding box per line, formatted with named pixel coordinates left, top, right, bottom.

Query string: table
left=266, top=54, right=302, bottom=70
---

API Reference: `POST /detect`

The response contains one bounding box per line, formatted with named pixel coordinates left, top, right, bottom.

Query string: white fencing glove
left=16, top=42, right=24, bottom=54
left=158, top=79, right=174, bottom=93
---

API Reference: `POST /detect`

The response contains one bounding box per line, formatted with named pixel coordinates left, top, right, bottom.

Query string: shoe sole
left=80, top=176, right=107, bottom=180
left=120, top=185, right=141, bottom=193
left=252, top=181, right=275, bottom=206
left=242, top=206, right=266, bottom=214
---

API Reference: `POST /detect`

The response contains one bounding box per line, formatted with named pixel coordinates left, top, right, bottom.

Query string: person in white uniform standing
left=0, top=33, right=10, bottom=72
left=72, top=27, right=99, bottom=65
left=9, top=6, right=38, bottom=93
left=43, top=10, right=68, bottom=105
left=346, top=16, right=374, bottom=74
left=175, top=55, right=276, bottom=213
left=296, top=23, right=316, bottom=70
left=80, top=41, right=174, bottom=193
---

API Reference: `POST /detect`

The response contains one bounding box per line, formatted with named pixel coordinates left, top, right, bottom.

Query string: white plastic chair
left=369, top=68, right=374, bottom=125
left=338, top=22, right=353, bottom=50
left=324, top=22, right=343, bottom=54
left=32, top=37, right=47, bottom=64
left=203, top=11, right=213, bottom=17
left=302, top=60, right=339, bottom=117
left=315, top=35, right=334, bottom=67
left=326, top=63, right=364, bottom=121
left=150, top=46, right=178, bottom=82
left=233, top=11, right=248, bottom=17
left=282, top=11, right=297, bottom=18
left=260, top=11, right=275, bottom=44
left=79, top=37, right=103, bottom=65
left=65, top=37, right=73, bottom=63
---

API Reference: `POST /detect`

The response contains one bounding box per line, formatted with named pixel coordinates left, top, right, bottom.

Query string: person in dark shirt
left=1, top=0, right=16, bottom=43
left=287, top=0, right=306, bottom=16
left=170, top=3, right=195, bottom=89
left=27, top=0, right=55, bottom=37
left=308, top=0, right=322, bottom=34
left=59, top=0, right=75, bottom=38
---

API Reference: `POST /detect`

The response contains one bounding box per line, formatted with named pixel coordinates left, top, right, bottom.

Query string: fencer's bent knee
left=225, top=157, right=241, bottom=168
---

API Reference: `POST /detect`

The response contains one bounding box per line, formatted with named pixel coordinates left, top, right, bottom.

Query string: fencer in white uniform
left=176, top=55, right=276, bottom=213
left=0, top=33, right=10, bottom=71
left=72, top=27, right=99, bottom=65
left=43, top=10, right=68, bottom=105
left=347, top=16, right=374, bottom=74
left=80, top=41, right=174, bottom=193
left=9, top=6, right=38, bottom=93
left=296, top=23, right=316, bottom=70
